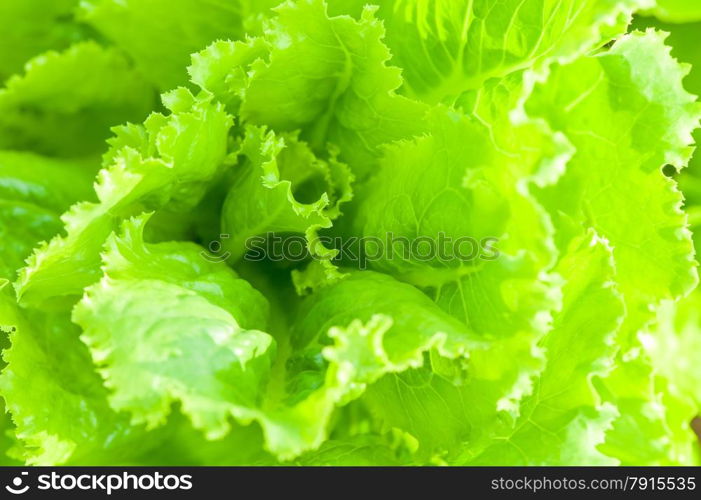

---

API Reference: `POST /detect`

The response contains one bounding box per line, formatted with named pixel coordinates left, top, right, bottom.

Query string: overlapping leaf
left=221, top=125, right=353, bottom=262
left=190, top=0, right=428, bottom=179
left=1, top=0, right=700, bottom=466
left=0, top=282, right=166, bottom=465
left=343, top=102, right=567, bottom=455
left=0, top=0, right=85, bottom=82
left=0, top=152, right=97, bottom=281
left=73, top=215, right=276, bottom=438
left=0, top=42, right=154, bottom=156
left=80, top=0, right=278, bottom=90
left=329, top=0, right=652, bottom=104
left=15, top=88, right=232, bottom=308
left=528, top=30, right=700, bottom=339
left=459, top=231, right=621, bottom=465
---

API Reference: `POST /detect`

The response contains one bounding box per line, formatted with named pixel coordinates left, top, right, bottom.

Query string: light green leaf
left=0, top=283, right=167, bottom=465
left=0, top=0, right=85, bottom=82
left=191, top=0, right=428, bottom=179
left=0, top=152, right=97, bottom=281
left=630, top=16, right=701, bottom=209
left=73, top=214, right=276, bottom=438
left=645, top=295, right=701, bottom=410
left=221, top=125, right=353, bottom=262
left=596, top=350, right=700, bottom=465
left=461, top=231, right=622, bottom=465
left=286, top=270, right=517, bottom=458
left=647, top=0, right=701, bottom=23
left=0, top=42, right=154, bottom=156
left=329, top=0, right=651, bottom=104
left=240, top=270, right=485, bottom=459
left=15, top=89, right=233, bottom=308
left=352, top=105, right=565, bottom=277
left=342, top=105, right=566, bottom=455
left=79, top=0, right=276, bottom=90
left=632, top=289, right=701, bottom=466
left=528, top=30, right=701, bottom=338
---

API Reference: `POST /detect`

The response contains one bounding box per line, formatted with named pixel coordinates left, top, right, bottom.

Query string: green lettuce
left=0, top=0, right=85, bottom=83
left=0, top=42, right=154, bottom=156
left=0, top=0, right=700, bottom=466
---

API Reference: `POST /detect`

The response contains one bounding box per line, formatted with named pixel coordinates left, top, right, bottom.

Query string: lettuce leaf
left=0, top=282, right=167, bottom=465
left=0, top=152, right=97, bottom=281
left=648, top=0, right=701, bottom=23
left=460, top=231, right=622, bottom=465
left=526, top=29, right=701, bottom=465
left=190, top=0, right=428, bottom=179
left=528, top=30, right=700, bottom=339
left=79, top=0, right=276, bottom=90
left=329, top=0, right=651, bottom=104
left=0, top=42, right=154, bottom=156
left=73, top=215, right=275, bottom=438
left=1, top=0, right=700, bottom=466
left=221, top=125, right=353, bottom=262
left=15, top=88, right=233, bottom=308
left=0, top=0, right=85, bottom=82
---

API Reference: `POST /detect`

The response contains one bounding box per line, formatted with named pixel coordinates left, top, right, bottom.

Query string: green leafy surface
left=80, top=0, right=270, bottom=90
left=15, top=89, right=232, bottom=308
left=221, top=125, right=353, bottom=261
left=74, top=215, right=275, bottom=438
left=191, top=0, right=428, bottom=179
left=0, top=42, right=154, bottom=156
left=1, top=0, right=700, bottom=466
left=460, top=231, right=621, bottom=465
left=648, top=0, right=701, bottom=22
left=0, top=0, right=85, bottom=83
left=0, top=282, right=162, bottom=465
left=0, top=152, right=97, bottom=281
left=330, top=0, right=652, bottom=104
left=528, top=30, right=700, bottom=338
